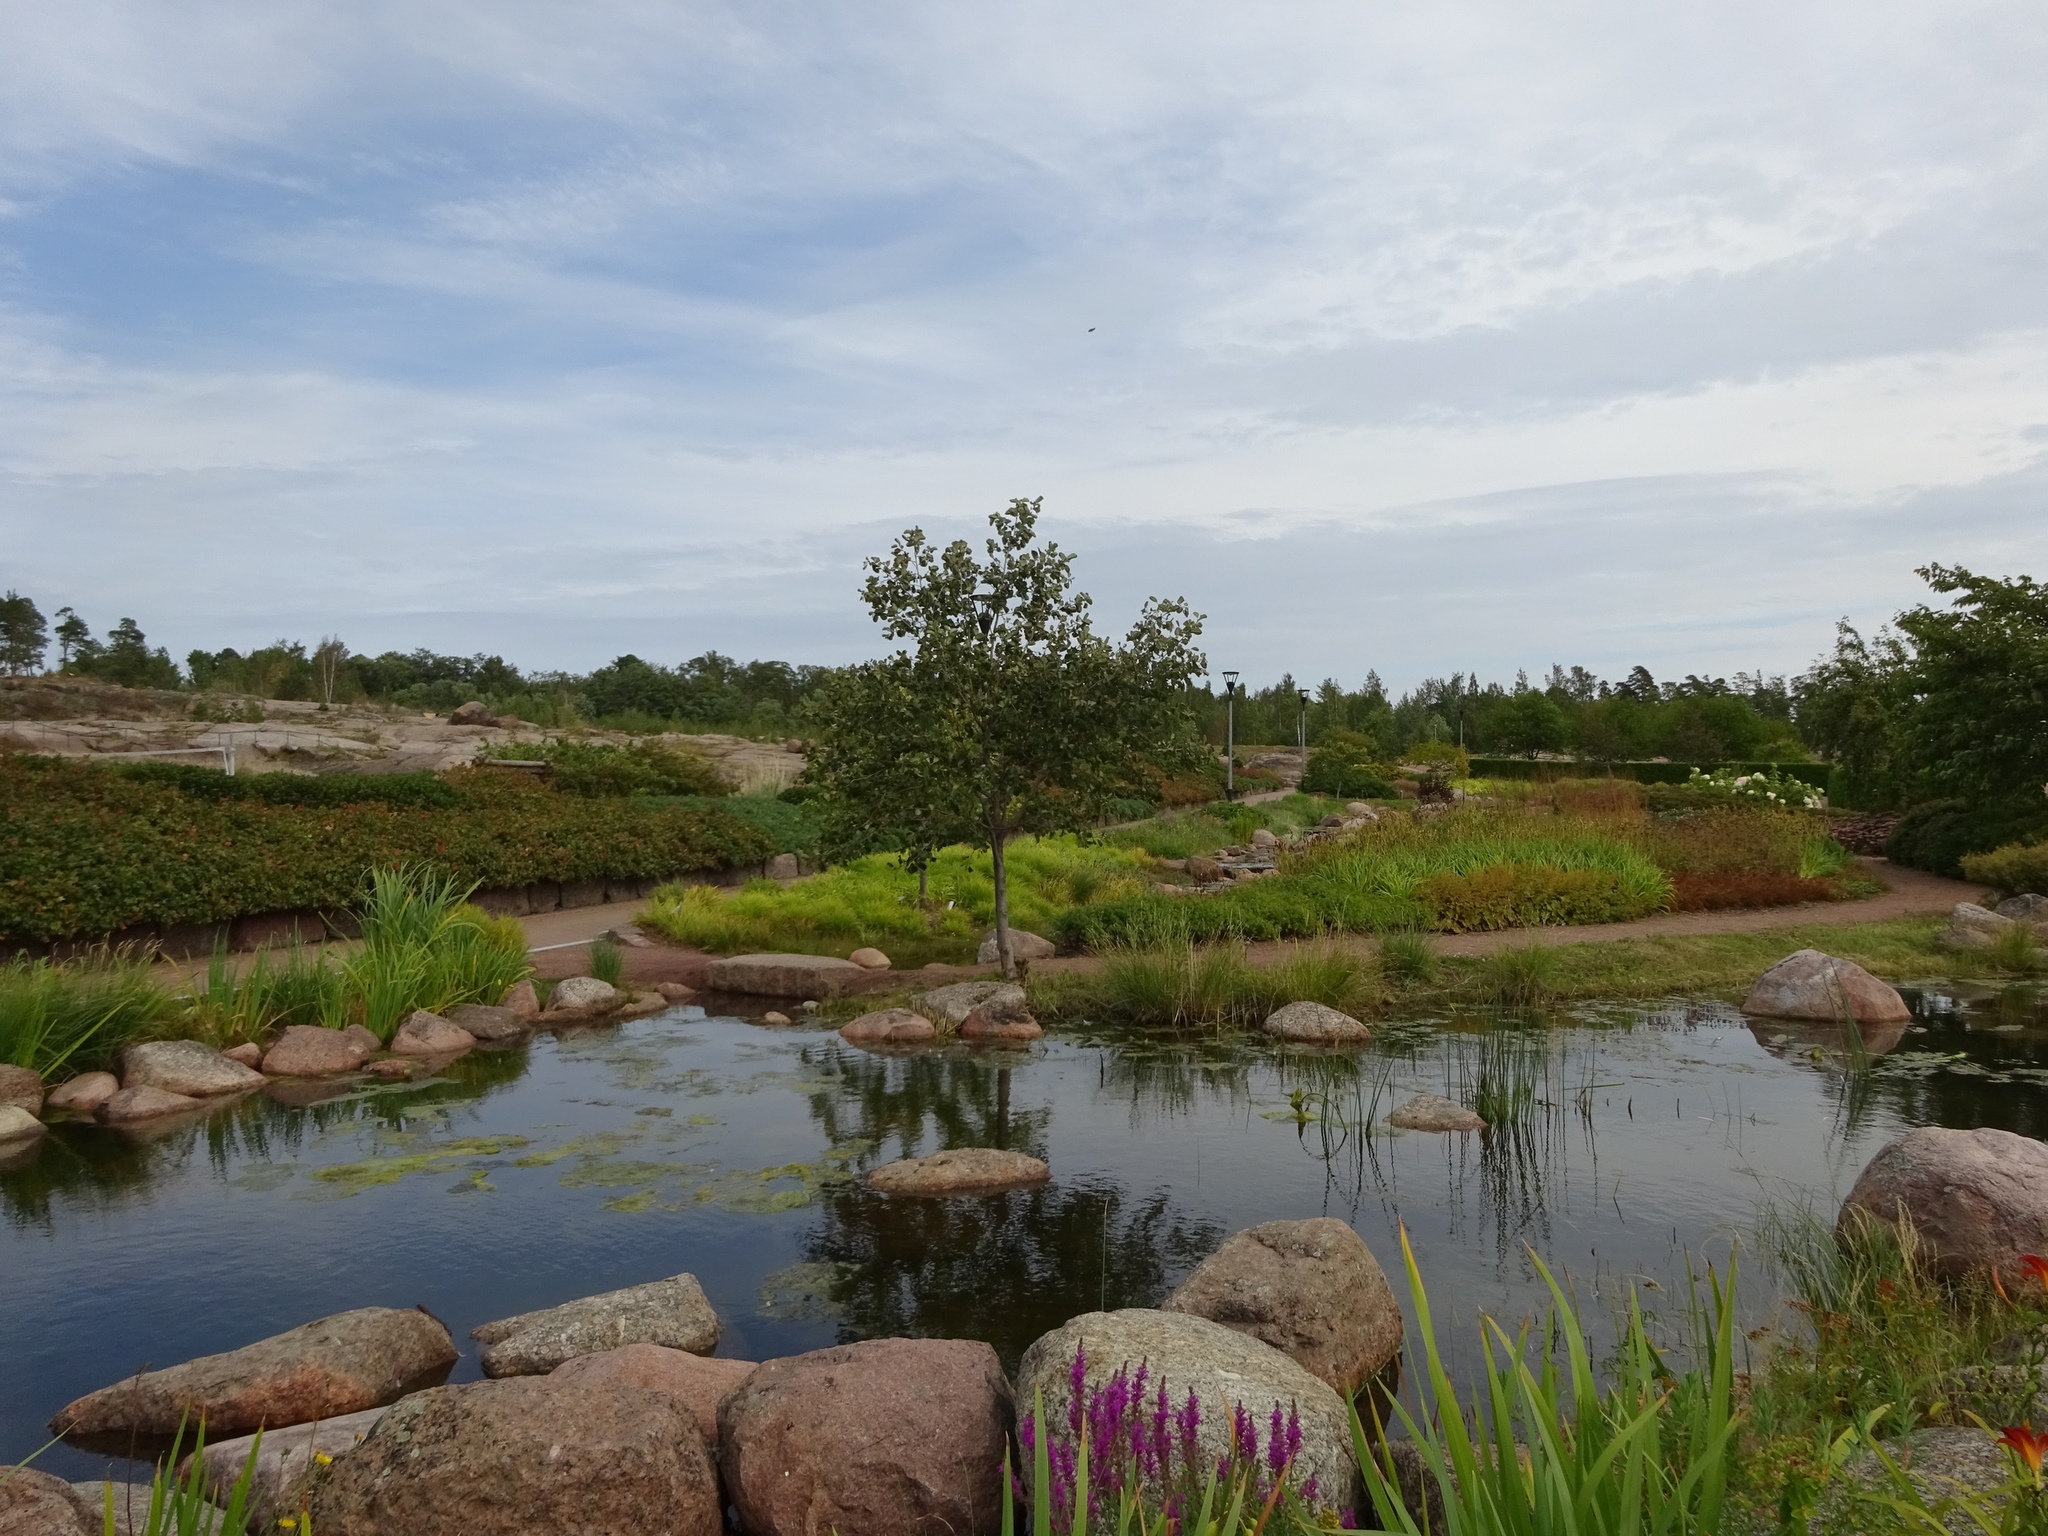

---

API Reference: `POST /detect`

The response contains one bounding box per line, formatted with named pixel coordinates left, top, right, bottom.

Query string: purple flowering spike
left=1285, top=1403, right=1303, bottom=1466
left=1268, top=1403, right=1287, bottom=1477
left=1067, top=1344, right=1087, bottom=1441
left=1301, top=1476, right=1320, bottom=1505
left=1339, top=1505, right=1358, bottom=1529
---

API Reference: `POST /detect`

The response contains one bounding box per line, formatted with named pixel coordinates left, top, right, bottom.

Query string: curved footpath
left=524, top=858, right=1988, bottom=988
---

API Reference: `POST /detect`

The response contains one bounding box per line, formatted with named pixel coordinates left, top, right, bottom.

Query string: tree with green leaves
left=52, top=607, right=91, bottom=668
left=0, top=591, right=47, bottom=674
left=807, top=498, right=1208, bottom=978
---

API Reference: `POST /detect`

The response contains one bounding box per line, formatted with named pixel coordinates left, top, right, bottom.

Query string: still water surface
left=7, top=986, right=2047, bottom=1478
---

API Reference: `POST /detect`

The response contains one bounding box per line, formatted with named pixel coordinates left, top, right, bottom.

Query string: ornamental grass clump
left=1012, top=1347, right=1328, bottom=1536
left=1095, top=938, right=1375, bottom=1028
left=0, top=945, right=170, bottom=1075
left=344, top=866, right=531, bottom=1041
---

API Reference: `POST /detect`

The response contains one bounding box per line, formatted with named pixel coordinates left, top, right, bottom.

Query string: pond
left=7, top=984, right=2048, bottom=1480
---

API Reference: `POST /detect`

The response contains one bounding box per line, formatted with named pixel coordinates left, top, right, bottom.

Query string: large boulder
left=262, top=1025, right=374, bottom=1077
left=120, top=1040, right=264, bottom=1098
left=389, top=1011, right=476, bottom=1057
left=977, top=929, right=1056, bottom=965
left=308, top=1377, right=719, bottom=1536
left=188, top=1407, right=386, bottom=1528
left=0, top=1465, right=97, bottom=1535
left=959, top=990, right=1044, bottom=1044
left=549, top=1345, right=755, bottom=1449
left=1839, top=1127, right=2048, bottom=1287
left=444, top=1004, right=528, bottom=1043
left=447, top=700, right=494, bottom=725
left=719, top=1338, right=1011, bottom=1536
left=915, top=982, right=1025, bottom=1029
left=840, top=1008, right=937, bottom=1046
left=97, top=1085, right=205, bottom=1124
left=1262, top=1002, right=1371, bottom=1045
left=51, top=1308, right=457, bottom=1439
left=72, top=1481, right=224, bottom=1536
left=471, top=1273, right=721, bottom=1378
left=1016, top=1310, right=1362, bottom=1513
left=0, top=1064, right=44, bottom=1116
left=547, top=976, right=619, bottom=1012
left=1997, top=894, right=2048, bottom=924
left=44, top=1072, right=118, bottom=1117
left=1163, top=1219, right=1403, bottom=1396
left=866, top=1148, right=1050, bottom=1195
left=1941, top=902, right=2012, bottom=949
left=0, top=1106, right=44, bottom=1145
left=1740, top=950, right=1911, bottom=1025
left=702, top=953, right=864, bottom=998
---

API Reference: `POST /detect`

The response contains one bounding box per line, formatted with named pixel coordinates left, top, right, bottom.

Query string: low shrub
left=477, top=737, right=732, bottom=796
left=1642, top=806, right=1847, bottom=879
left=0, top=757, right=773, bottom=943
left=1668, top=871, right=1847, bottom=911
left=1961, top=838, right=2048, bottom=898
left=1887, top=798, right=2048, bottom=877
left=108, top=761, right=459, bottom=808
left=1301, top=729, right=1396, bottom=799
left=653, top=791, right=820, bottom=854
left=1416, top=863, right=1638, bottom=932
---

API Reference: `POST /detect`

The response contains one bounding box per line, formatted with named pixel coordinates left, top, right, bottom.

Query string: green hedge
left=1467, top=758, right=1830, bottom=789
left=1886, top=799, right=2048, bottom=878
left=1960, top=840, right=2048, bottom=898
left=0, top=758, right=775, bottom=944
left=109, top=761, right=460, bottom=808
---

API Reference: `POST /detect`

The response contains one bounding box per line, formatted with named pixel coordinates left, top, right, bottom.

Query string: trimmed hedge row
left=1886, top=798, right=2048, bottom=878
left=108, top=760, right=460, bottom=808
left=1467, top=758, right=1830, bottom=789
left=1, top=757, right=775, bottom=944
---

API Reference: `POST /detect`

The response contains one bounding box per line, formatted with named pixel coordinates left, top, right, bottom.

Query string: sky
left=2, top=0, right=2046, bottom=693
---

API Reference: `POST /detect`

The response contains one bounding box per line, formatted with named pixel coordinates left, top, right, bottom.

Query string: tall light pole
left=1222, top=671, right=1239, bottom=800
left=1296, top=688, right=1309, bottom=756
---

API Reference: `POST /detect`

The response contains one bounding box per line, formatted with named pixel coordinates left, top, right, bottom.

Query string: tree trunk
left=918, top=864, right=929, bottom=904
left=990, top=826, right=1015, bottom=979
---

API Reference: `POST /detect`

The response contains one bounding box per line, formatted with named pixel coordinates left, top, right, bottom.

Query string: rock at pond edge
left=471, top=1272, right=721, bottom=1377
left=866, top=1148, right=1050, bottom=1195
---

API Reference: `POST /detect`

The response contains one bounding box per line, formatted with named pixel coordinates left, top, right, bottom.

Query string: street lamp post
left=1222, top=671, right=1240, bottom=800
left=1296, top=688, right=1309, bottom=757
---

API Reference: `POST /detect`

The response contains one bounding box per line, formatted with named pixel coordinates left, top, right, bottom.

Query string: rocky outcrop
left=1740, top=949, right=1912, bottom=1025
left=548, top=976, right=619, bottom=1012
left=702, top=954, right=864, bottom=997
left=0, top=1465, right=97, bottom=1534
left=443, top=1004, right=528, bottom=1042
left=839, top=1008, right=937, bottom=1046
left=261, top=1025, right=374, bottom=1077
left=471, top=1273, right=721, bottom=1377
left=1262, top=1001, right=1371, bottom=1045
left=389, top=1011, right=476, bottom=1057
left=959, top=991, right=1044, bottom=1043
left=977, top=928, right=1056, bottom=965
left=848, top=947, right=892, bottom=970
left=1164, top=1218, right=1403, bottom=1395
left=120, top=1040, right=264, bottom=1097
left=97, top=1085, right=205, bottom=1124
left=549, top=1345, right=755, bottom=1449
left=866, top=1148, right=1050, bottom=1195
left=308, top=1377, right=719, bottom=1536
left=1016, top=1310, right=1362, bottom=1512
left=0, top=1065, right=45, bottom=1116
left=914, top=982, right=1024, bottom=1028
left=719, top=1338, right=1011, bottom=1536
left=1388, top=1093, right=1486, bottom=1132
left=189, top=1408, right=386, bottom=1527
left=52, top=1308, right=457, bottom=1439
left=1839, top=1127, right=2048, bottom=1287
left=44, top=1072, right=118, bottom=1117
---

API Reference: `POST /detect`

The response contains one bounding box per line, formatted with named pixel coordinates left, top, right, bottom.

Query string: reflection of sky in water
left=6, top=984, right=2046, bottom=1478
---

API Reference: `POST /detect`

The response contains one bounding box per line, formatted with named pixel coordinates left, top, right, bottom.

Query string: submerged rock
left=865, top=1148, right=1050, bottom=1196
left=308, top=1377, right=719, bottom=1536
left=977, top=928, right=1056, bottom=965
left=1262, top=1001, right=1371, bottom=1045
left=0, top=1064, right=45, bottom=1115
left=52, top=1307, right=457, bottom=1440
left=1839, top=1126, right=2048, bottom=1287
left=188, top=1407, right=387, bottom=1528
left=914, top=981, right=1024, bottom=1028
left=550, top=1344, right=755, bottom=1449
left=120, top=1040, right=264, bottom=1098
left=1388, top=1093, right=1486, bottom=1133
left=97, top=1085, right=205, bottom=1124
left=44, top=1072, right=118, bottom=1117
left=1016, top=1309, right=1362, bottom=1513
left=702, top=954, right=863, bottom=997
left=443, top=1004, right=528, bottom=1042
left=1164, top=1218, right=1404, bottom=1395
left=720, top=1338, right=1011, bottom=1536
left=389, top=1011, right=476, bottom=1057
left=1739, top=949, right=1911, bottom=1025
left=261, top=1024, right=374, bottom=1077
left=839, top=1008, right=936, bottom=1046
left=471, top=1273, right=721, bottom=1377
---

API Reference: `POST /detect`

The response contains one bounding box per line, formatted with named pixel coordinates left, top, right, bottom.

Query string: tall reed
left=0, top=947, right=170, bottom=1075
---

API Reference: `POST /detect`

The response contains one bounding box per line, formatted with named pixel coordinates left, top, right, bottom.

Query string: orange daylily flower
left=2018, top=1254, right=2048, bottom=1292
left=1999, top=1424, right=2048, bottom=1484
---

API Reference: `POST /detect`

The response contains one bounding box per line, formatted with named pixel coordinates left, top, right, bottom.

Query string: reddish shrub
left=1667, top=871, right=1845, bottom=911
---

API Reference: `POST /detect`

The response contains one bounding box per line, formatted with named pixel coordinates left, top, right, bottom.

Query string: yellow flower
left=313, top=1452, right=333, bottom=1465
left=279, top=1520, right=298, bottom=1531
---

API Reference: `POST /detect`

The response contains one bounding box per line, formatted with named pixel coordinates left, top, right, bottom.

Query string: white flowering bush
left=1682, top=766, right=1827, bottom=809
